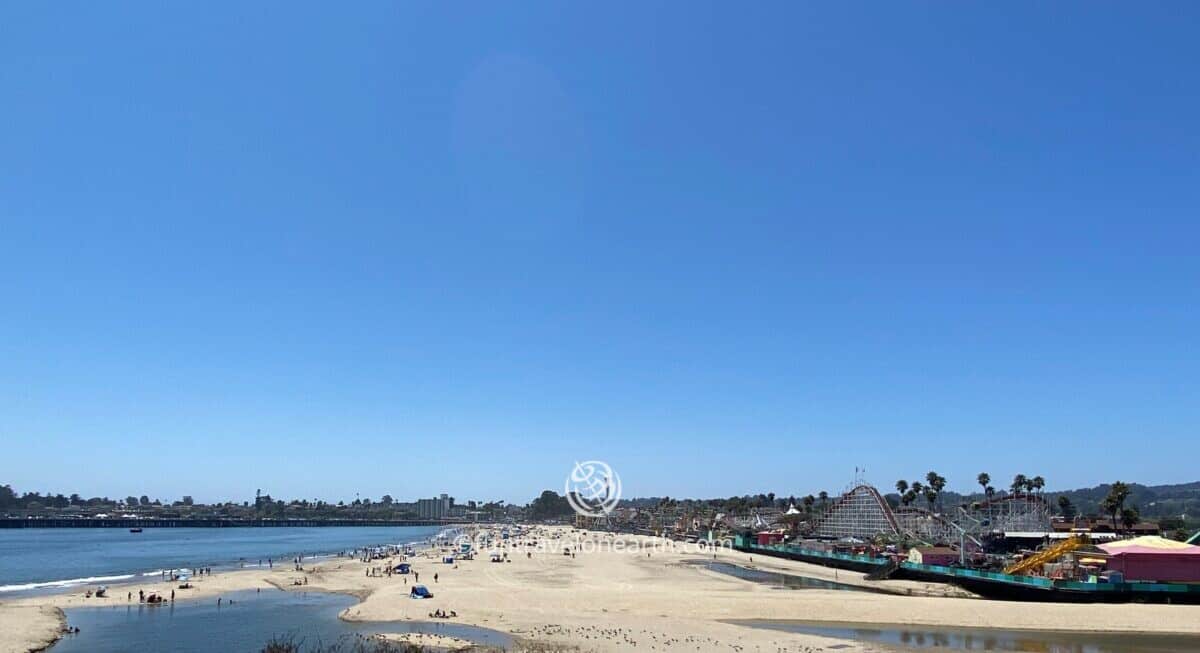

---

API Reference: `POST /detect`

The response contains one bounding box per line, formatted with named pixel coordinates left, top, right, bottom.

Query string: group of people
left=152, top=566, right=211, bottom=582
left=126, top=588, right=172, bottom=604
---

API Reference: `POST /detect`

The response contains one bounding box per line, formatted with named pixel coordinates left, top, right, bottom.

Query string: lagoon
left=51, top=588, right=513, bottom=652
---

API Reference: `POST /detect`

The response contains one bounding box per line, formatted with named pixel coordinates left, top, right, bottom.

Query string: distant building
left=908, top=546, right=959, bottom=566
left=755, top=531, right=785, bottom=546
left=417, top=494, right=454, bottom=520
left=1051, top=517, right=1160, bottom=536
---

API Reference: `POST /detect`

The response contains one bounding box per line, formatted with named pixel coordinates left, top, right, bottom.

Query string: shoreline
left=0, top=524, right=453, bottom=596
left=5, top=525, right=1200, bottom=652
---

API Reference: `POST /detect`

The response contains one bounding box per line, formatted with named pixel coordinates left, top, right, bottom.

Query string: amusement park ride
left=805, top=482, right=1052, bottom=549
left=1003, top=533, right=1089, bottom=575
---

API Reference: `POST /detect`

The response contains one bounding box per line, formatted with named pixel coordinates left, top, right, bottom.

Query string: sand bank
left=0, top=605, right=64, bottom=653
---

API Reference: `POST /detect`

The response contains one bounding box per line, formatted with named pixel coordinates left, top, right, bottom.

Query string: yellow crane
left=1004, top=534, right=1089, bottom=576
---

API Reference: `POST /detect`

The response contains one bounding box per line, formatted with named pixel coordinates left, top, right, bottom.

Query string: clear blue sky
left=2, top=3, right=1197, bottom=505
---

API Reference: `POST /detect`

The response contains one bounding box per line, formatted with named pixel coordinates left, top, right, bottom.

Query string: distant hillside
left=1047, top=481, right=1200, bottom=520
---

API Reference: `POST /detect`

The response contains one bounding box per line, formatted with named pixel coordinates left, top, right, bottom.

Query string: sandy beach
left=4, top=525, right=1200, bottom=652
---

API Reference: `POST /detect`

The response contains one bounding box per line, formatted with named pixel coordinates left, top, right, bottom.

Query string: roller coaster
left=808, top=484, right=1051, bottom=547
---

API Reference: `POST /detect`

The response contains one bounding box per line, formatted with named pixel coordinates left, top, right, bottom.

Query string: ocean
left=0, top=526, right=445, bottom=594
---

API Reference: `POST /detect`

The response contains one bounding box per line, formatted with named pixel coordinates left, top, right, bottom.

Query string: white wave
left=142, top=568, right=193, bottom=576
left=0, top=574, right=136, bottom=593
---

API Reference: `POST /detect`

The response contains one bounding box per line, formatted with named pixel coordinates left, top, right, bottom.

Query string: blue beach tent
left=410, top=585, right=433, bottom=599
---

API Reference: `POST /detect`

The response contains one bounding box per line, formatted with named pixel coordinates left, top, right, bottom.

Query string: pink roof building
left=1098, top=536, right=1200, bottom=583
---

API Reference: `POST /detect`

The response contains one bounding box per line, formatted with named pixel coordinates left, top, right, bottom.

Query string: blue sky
left=2, top=3, right=1197, bottom=505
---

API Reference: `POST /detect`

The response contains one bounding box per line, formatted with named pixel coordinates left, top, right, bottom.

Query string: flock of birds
left=514, top=624, right=832, bottom=653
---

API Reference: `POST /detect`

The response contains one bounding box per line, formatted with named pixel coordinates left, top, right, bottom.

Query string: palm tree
left=920, top=472, right=946, bottom=511
left=1011, top=474, right=1028, bottom=496
left=907, top=481, right=924, bottom=509
left=1031, top=476, right=1046, bottom=496
left=896, top=480, right=909, bottom=495
left=1103, top=481, right=1131, bottom=532
left=977, top=473, right=990, bottom=496
left=985, top=485, right=995, bottom=499
left=818, top=491, right=829, bottom=510
left=802, top=495, right=815, bottom=513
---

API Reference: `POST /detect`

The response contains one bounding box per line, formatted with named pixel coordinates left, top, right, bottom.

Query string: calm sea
left=0, top=526, right=445, bottom=593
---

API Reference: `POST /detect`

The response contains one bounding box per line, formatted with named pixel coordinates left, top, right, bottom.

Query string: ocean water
left=0, top=526, right=445, bottom=593
left=52, top=588, right=513, bottom=652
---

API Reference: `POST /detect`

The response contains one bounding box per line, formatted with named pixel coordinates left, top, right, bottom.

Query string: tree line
left=0, top=483, right=510, bottom=521
left=887, top=472, right=1153, bottom=534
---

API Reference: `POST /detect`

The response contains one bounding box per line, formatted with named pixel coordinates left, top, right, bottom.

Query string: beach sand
left=0, top=605, right=63, bottom=653
left=4, top=525, right=1200, bottom=652
left=374, top=631, right=474, bottom=650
